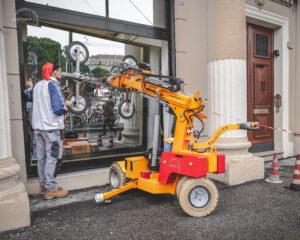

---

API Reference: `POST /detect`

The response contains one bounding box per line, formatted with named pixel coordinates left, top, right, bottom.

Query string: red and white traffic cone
left=97, top=131, right=103, bottom=146
left=289, top=155, right=300, bottom=191
left=265, top=153, right=282, bottom=183
left=107, top=130, right=113, bottom=148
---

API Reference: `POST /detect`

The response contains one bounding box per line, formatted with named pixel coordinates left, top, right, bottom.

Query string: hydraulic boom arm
left=107, top=65, right=259, bottom=153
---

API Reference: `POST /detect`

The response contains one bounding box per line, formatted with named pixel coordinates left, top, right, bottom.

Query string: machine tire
left=65, top=41, right=89, bottom=64
left=109, top=163, right=127, bottom=189
left=178, top=178, right=218, bottom=217
left=67, top=93, right=89, bottom=115
left=121, top=55, right=138, bottom=71
left=118, top=100, right=135, bottom=119
left=176, top=176, right=188, bottom=198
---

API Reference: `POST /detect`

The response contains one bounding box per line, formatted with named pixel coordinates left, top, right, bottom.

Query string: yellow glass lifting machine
left=93, top=56, right=259, bottom=217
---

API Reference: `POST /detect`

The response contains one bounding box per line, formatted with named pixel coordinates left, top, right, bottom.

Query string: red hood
left=42, top=62, right=53, bottom=80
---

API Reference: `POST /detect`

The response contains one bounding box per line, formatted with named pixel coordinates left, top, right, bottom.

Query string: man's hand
left=65, top=100, right=73, bottom=109
left=25, top=78, right=33, bottom=89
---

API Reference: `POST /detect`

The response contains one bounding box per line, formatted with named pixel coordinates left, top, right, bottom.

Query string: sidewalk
left=1, top=158, right=300, bottom=240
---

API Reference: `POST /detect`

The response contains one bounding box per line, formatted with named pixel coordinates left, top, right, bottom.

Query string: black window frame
left=15, top=0, right=176, bottom=178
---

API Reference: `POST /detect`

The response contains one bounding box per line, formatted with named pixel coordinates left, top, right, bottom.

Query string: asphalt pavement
left=1, top=158, right=300, bottom=240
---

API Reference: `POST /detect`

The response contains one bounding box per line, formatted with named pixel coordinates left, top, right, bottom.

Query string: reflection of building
left=88, top=54, right=123, bottom=71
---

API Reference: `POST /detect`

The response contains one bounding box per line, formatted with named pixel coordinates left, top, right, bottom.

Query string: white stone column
left=0, top=0, right=30, bottom=232
left=207, top=0, right=264, bottom=185
left=146, top=46, right=161, bottom=149
left=121, top=45, right=142, bottom=145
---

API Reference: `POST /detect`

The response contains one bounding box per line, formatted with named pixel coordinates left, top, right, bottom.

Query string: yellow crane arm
left=192, top=122, right=259, bottom=149
left=107, top=68, right=260, bottom=154
left=107, top=72, right=204, bottom=111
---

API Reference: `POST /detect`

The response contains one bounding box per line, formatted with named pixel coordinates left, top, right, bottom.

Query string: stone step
left=26, top=168, right=109, bottom=195
left=253, top=151, right=284, bottom=162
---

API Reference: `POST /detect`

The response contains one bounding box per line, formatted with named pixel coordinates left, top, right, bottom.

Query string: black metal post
left=166, top=0, right=176, bottom=77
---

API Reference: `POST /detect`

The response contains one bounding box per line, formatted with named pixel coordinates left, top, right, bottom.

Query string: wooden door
left=247, top=24, right=274, bottom=149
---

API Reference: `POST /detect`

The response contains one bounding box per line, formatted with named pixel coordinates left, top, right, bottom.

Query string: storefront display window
left=24, top=24, right=163, bottom=169
left=17, top=0, right=173, bottom=177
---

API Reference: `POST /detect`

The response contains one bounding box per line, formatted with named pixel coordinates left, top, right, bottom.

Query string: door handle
left=261, top=80, right=266, bottom=91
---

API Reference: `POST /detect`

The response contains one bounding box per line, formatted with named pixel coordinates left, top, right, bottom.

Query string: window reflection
left=25, top=25, right=151, bottom=165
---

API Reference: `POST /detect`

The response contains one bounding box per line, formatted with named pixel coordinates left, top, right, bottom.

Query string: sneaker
left=44, top=189, right=69, bottom=200
left=40, top=186, right=63, bottom=195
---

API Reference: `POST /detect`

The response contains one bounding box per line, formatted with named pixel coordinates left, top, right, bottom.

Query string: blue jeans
left=34, top=130, right=63, bottom=191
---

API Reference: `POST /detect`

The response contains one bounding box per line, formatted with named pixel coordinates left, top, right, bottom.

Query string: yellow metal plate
left=137, top=173, right=177, bottom=195
left=125, top=156, right=149, bottom=179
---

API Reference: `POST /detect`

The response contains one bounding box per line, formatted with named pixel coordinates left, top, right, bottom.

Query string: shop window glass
left=109, top=0, right=166, bottom=28
left=25, top=25, right=149, bottom=166
left=26, top=0, right=106, bottom=16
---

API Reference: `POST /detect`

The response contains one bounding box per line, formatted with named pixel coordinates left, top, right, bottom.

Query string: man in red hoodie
left=32, top=62, right=72, bottom=200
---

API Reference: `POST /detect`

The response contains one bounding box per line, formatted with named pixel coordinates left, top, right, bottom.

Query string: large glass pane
left=109, top=0, right=166, bottom=28
left=25, top=25, right=153, bottom=167
left=25, top=0, right=106, bottom=16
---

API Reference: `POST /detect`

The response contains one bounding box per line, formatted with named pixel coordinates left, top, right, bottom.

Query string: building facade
left=88, top=54, right=123, bottom=71
left=0, top=0, right=299, bottom=232
left=175, top=0, right=299, bottom=184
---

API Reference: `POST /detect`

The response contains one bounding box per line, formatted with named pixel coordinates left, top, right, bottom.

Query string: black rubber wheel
left=178, top=178, right=218, bottom=217
left=109, top=163, right=127, bottom=189
left=121, top=55, right=138, bottom=71
left=118, top=100, right=135, bottom=119
left=67, top=93, right=90, bottom=115
left=65, top=41, right=89, bottom=64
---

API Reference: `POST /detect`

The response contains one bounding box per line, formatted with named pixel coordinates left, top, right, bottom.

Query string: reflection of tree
left=27, top=36, right=68, bottom=80
left=91, top=67, right=109, bottom=78
left=80, top=64, right=90, bottom=73
left=28, top=36, right=110, bottom=80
